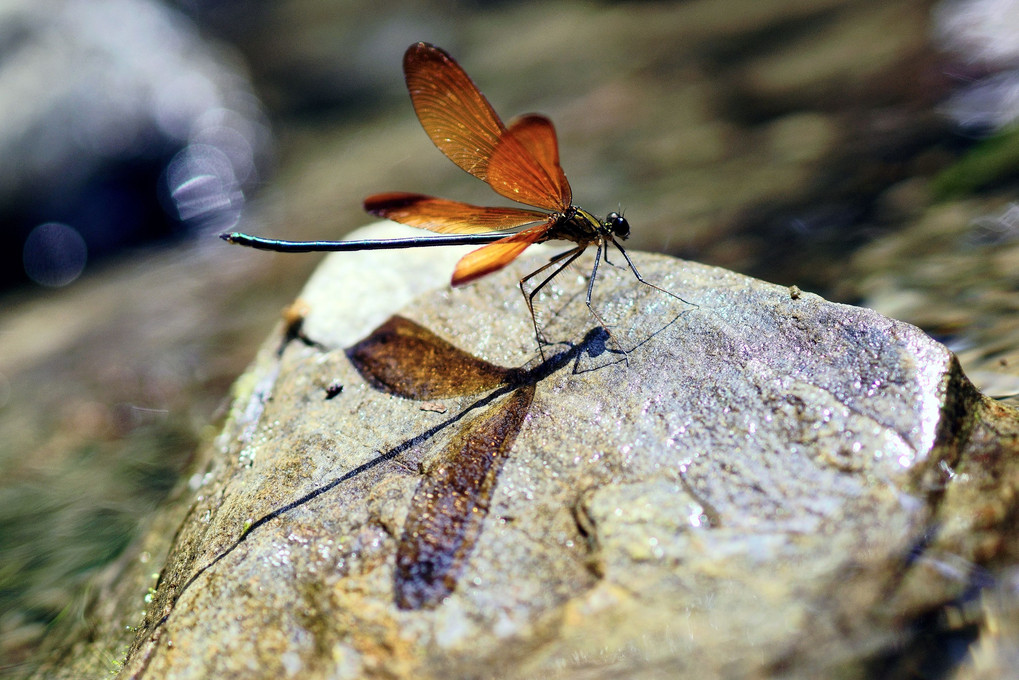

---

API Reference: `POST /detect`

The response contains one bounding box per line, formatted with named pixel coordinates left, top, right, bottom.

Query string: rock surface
left=110, top=223, right=1019, bottom=678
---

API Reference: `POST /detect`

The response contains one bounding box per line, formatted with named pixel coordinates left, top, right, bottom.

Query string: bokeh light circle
left=23, top=222, right=88, bottom=287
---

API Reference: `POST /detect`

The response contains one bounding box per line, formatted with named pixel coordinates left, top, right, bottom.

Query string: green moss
left=932, top=126, right=1019, bottom=199
left=0, top=418, right=198, bottom=667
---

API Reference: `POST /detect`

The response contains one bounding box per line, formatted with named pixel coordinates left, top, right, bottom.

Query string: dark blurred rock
left=0, top=0, right=270, bottom=290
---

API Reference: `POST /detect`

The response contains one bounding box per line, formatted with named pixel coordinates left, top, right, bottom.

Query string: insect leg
left=585, top=241, right=613, bottom=326
left=583, top=240, right=625, bottom=360
left=610, top=238, right=698, bottom=307
left=519, top=246, right=586, bottom=358
left=602, top=240, right=618, bottom=268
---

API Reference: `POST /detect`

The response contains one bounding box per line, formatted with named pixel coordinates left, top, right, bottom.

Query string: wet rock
left=106, top=224, right=1019, bottom=677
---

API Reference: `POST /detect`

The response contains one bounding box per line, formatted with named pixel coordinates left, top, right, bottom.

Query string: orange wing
left=404, top=42, right=505, bottom=179
left=364, top=193, right=548, bottom=233
left=451, top=220, right=552, bottom=286
left=403, top=43, right=572, bottom=212
left=486, top=115, right=571, bottom=211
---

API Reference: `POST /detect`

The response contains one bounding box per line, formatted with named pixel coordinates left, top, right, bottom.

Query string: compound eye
left=606, top=212, right=630, bottom=239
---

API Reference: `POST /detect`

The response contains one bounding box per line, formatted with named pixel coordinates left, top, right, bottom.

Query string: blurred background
left=3, top=0, right=1019, bottom=674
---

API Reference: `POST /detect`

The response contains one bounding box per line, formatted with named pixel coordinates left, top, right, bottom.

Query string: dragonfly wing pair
left=365, top=42, right=575, bottom=285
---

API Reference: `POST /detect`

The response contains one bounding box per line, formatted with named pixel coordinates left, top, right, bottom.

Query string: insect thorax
left=547, top=206, right=604, bottom=245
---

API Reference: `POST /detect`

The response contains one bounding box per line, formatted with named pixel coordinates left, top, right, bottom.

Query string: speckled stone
left=115, top=223, right=1019, bottom=679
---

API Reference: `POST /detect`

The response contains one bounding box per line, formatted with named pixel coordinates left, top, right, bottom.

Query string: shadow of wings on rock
left=347, top=315, right=525, bottom=398
left=347, top=314, right=536, bottom=609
